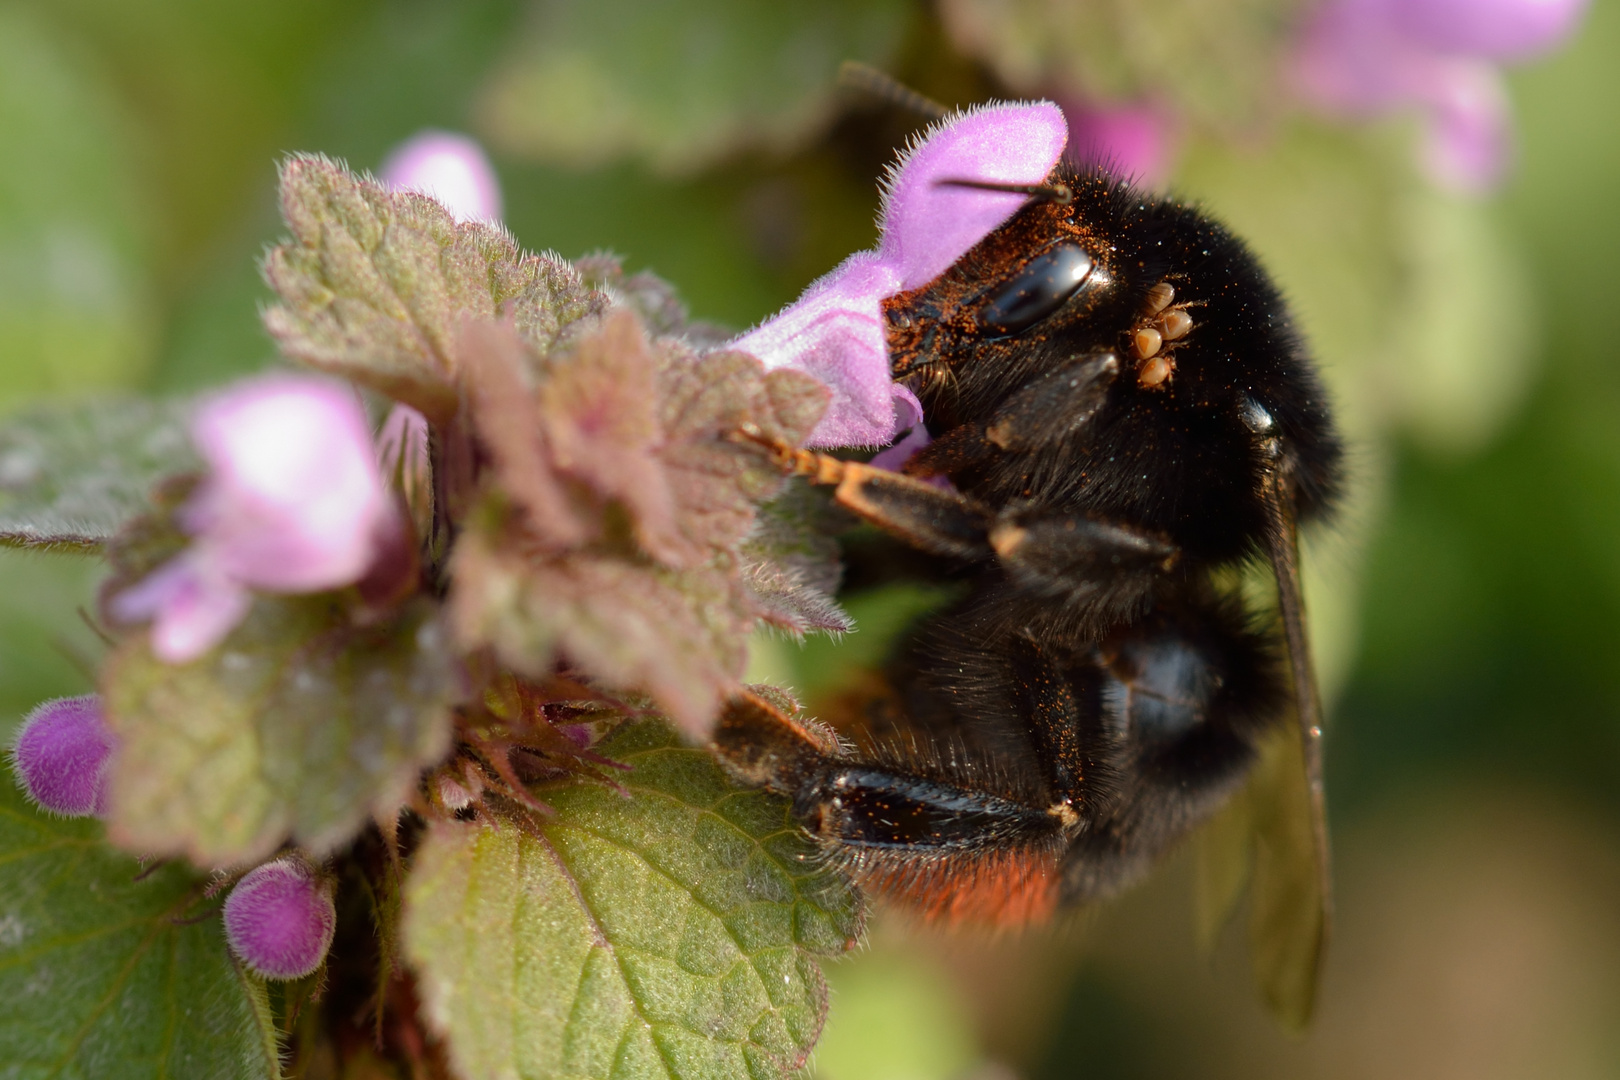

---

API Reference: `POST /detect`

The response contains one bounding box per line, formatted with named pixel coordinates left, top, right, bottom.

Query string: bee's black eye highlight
left=977, top=243, right=1094, bottom=335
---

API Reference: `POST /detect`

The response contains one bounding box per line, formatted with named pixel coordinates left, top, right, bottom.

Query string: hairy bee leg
left=1006, top=634, right=1104, bottom=816
left=713, top=691, right=1069, bottom=923
left=734, top=426, right=996, bottom=559
left=984, top=352, right=1119, bottom=451
left=990, top=512, right=1180, bottom=596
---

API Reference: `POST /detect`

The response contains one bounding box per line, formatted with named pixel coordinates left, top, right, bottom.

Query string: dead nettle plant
left=0, top=146, right=862, bottom=1080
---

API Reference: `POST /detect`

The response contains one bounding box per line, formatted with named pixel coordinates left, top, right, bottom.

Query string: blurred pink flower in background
left=731, top=101, right=1069, bottom=448
left=10, top=695, right=114, bottom=817
left=1058, top=100, right=1176, bottom=189
left=379, top=130, right=503, bottom=223
left=1292, top=0, right=1589, bottom=192
left=112, top=375, right=401, bottom=662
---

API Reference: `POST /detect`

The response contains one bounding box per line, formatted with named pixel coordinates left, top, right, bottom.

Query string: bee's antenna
left=838, top=61, right=949, bottom=122
left=933, top=177, right=1074, bottom=205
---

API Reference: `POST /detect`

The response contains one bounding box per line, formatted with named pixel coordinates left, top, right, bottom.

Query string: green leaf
left=0, top=396, right=196, bottom=553
left=477, top=0, right=911, bottom=175
left=261, top=154, right=605, bottom=421
left=937, top=0, right=1302, bottom=131
left=403, top=718, right=862, bottom=1080
left=0, top=766, right=278, bottom=1079
left=101, top=596, right=457, bottom=867
left=1245, top=721, right=1326, bottom=1032
left=740, top=482, right=852, bottom=637
left=452, top=530, right=757, bottom=737
left=450, top=317, right=827, bottom=735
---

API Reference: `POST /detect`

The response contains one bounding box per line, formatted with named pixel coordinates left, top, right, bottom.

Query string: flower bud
left=222, top=857, right=337, bottom=980
left=10, top=695, right=114, bottom=817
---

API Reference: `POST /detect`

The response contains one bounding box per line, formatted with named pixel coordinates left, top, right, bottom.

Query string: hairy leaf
left=740, top=482, right=851, bottom=636
left=403, top=718, right=862, bottom=1080
left=938, top=0, right=1302, bottom=131
left=575, top=255, right=733, bottom=349
left=477, top=0, right=911, bottom=175
left=452, top=312, right=827, bottom=734
left=0, top=396, right=196, bottom=553
left=451, top=529, right=753, bottom=736
left=657, top=348, right=828, bottom=560
left=101, top=596, right=457, bottom=867
left=262, top=154, right=605, bottom=421
left=0, top=770, right=278, bottom=1079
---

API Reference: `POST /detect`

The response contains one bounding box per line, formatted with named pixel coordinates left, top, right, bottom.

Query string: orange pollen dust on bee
left=853, top=844, right=1064, bottom=927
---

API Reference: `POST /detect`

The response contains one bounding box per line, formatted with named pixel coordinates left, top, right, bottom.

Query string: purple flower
left=380, top=130, right=503, bottom=223
left=730, top=102, right=1069, bottom=447
left=1059, top=99, right=1175, bottom=188
left=112, top=375, right=400, bottom=663
left=1292, top=0, right=1588, bottom=192
left=10, top=695, right=114, bottom=817
left=222, top=857, right=337, bottom=980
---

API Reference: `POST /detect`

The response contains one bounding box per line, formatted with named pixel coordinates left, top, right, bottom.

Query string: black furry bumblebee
left=715, top=84, right=1341, bottom=942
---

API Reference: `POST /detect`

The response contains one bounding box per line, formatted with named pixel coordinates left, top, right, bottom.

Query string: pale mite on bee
left=716, top=155, right=1341, bottom=927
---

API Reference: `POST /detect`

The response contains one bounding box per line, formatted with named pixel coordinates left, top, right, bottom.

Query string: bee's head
left=883, top=165, right=1343, bottom=551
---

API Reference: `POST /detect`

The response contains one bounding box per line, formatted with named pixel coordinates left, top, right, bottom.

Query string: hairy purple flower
left=10, top=695, right=114, bottom=817
left=730, top=102, right=1069, bottom=447
left=380, top=130, right=503, bottom=223
left=1293, top=0, right=1588, bottom=191
left=112, top=375, right=400, bottom=662
left=223, top=857, right=337, bottom=980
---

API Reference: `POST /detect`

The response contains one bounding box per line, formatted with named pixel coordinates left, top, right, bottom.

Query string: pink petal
left=868, top=422, right=933, bottom=473
left=189, top=375, right=392, bottom=592
left=1419, top=61, right=1513, bottom=192
left=380, top=130, right=503, bottom=223
left=731, top=102, right=1067, bottom=447
left=1292, top=0, right=1437, bottom=114
left=1392, top=0, right=1590, bottom=62
left=111, top=554, right=253, bottom=663
left=879, top=101, right=1071, bottom=290
left=1059, top=100, right=1175, bottom=187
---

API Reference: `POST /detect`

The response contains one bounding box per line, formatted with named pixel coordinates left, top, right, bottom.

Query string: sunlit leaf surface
left=404, top=718, right=861, bottom=1080
left=102, top=596, right=457, bottom=867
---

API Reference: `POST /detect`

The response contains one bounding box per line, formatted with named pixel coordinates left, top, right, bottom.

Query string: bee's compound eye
left=977, top=242, right=1094, bottom=335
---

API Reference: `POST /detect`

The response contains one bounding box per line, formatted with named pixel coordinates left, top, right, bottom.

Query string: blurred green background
left=2, top=0, right=1618, bottom=1076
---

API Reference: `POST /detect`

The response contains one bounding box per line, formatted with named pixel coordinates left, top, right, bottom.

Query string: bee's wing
left=1248, top=471, right=1331, bottom=1029
left=1189, top=696, right=1326, bottom=1033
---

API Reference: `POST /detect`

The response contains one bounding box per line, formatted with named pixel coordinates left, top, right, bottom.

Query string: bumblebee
left=715, top=106, right=1341, bottom=940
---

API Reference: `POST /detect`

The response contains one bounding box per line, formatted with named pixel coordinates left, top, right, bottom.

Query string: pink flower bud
left=223, top=857, right=337, bottom=980
left=10, top=695, right=114, bottom=817
left=380, top=130, right=503, bottom=223
left=112, top=375, right=400, bottom=663
left=731, top=102, right=1068, bottom=448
